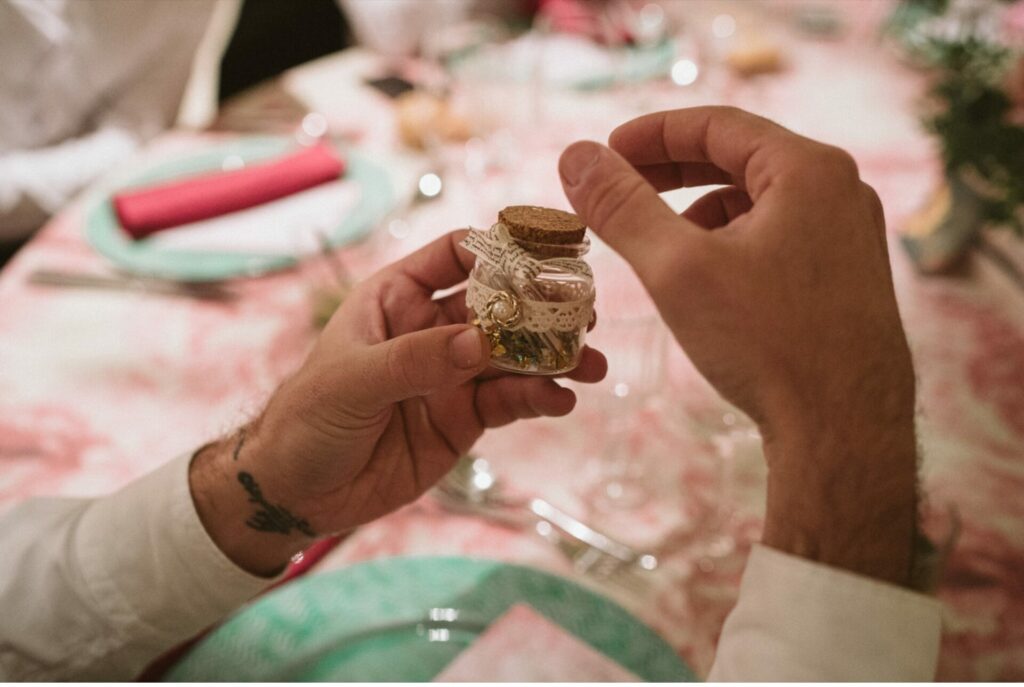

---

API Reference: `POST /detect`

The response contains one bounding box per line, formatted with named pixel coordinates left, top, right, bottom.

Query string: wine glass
left=682, top=393, right=764, bottom=571
left=584, top=314, right=669, bottom=510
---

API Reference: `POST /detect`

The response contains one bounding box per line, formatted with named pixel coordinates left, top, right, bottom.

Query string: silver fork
left=538, top=526, right=650, bottom=594
left=435, top=487, right=646, bottom=592
left=433, top=461, right=656, bottom=591
left=434, top=458, right=656, bottom=568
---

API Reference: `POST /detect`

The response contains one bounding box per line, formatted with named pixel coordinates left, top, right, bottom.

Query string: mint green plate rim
left=448, top=36, right=677, bottom=91
left=165, top=555, right=696, bottom=682
left=84, top=137, right=395, bottom=282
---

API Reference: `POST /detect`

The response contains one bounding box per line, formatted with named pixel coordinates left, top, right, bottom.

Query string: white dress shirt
left=0, top=0, right=216, bottom=239
left=0, top=451, right=942, bottom=681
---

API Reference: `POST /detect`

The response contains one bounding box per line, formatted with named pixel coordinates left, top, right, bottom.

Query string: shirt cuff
left=708, top=544, right=942, bottom=681
left=73, top=453, right=274, bottom=653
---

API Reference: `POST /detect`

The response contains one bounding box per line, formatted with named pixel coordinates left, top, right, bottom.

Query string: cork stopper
left=498, top=206, right=587, bottom=259
left=499, top=205, right=586, bottom=244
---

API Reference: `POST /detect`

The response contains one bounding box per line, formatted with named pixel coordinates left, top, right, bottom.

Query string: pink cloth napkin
left=537, top=0, right=633, bottom=45
left=435, top=604, right=640, bottom=681
left=113, top=145, right=345, bottom=239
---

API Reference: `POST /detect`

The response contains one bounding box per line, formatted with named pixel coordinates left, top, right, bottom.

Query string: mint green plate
left=449, top=37, right=677, bottom=91
left=84, top=137, right=395, bottom=282
left=166, top=556, right=695, bottom=682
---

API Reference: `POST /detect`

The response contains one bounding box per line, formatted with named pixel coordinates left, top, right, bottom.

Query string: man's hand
left=559, top=107, right=918, bottom=587
left=190, top=231, right=607, bottom=576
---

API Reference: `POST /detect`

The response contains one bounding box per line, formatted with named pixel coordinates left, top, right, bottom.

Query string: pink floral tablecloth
left=2, top=3, right=1023, bottom=680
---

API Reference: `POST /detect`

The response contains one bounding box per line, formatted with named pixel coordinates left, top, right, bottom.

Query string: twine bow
left=459, top=223, right=592, bottom=282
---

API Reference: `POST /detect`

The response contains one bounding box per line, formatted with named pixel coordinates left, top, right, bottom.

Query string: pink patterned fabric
left=2, top=6, right=1023, bottom=679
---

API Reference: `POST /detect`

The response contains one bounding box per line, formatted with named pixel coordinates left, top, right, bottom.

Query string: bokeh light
left=418, top=172, right=443, bottom=198
left=670, top=59, right=699, bottom=86
left=712, top=13, right=736, bottom=39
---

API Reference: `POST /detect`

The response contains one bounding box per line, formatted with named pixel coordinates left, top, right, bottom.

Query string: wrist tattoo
left=237, top=471, right=317, bottom=538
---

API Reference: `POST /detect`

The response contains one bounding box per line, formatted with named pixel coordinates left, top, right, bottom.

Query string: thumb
left=351, top=324, right=489, bottom=409
left=559, top=140, right=702, bottom=280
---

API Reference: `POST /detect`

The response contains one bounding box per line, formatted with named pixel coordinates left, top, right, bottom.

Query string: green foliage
left=892, top=0, right=1024, bottom=235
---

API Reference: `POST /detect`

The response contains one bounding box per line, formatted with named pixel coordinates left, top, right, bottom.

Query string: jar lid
left=499, top=206, right=587, bottom=246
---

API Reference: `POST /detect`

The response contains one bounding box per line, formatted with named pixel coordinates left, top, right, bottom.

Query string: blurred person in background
left=0, top=0, right=503, bottom=264
left=0, top=0, right=360, bottom=261
left=0, top=0, right=217, bottom=256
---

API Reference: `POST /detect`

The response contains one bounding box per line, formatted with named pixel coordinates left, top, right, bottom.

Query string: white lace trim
left=467, top=277, right=595, bottom=333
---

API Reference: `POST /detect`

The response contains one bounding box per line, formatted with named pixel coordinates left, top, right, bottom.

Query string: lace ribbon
left=461, top=223, right=595, bottom=333
left=466, top=276, right=595, bottom=332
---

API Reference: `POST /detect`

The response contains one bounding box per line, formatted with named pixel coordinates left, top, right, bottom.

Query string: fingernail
left=450, top=328, right=485, bottom=369
left=560, top=141, right=602, bottom=187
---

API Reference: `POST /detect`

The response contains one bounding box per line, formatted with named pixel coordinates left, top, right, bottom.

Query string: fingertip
left=586, top=348, right=608, bottom=382
left=449, top=325, right=490, bottom=372
left=559, top=141, right=687, bottom=273
left=547, top=384, right=577, bottom=416
left=565, top=347, right=607, bottom=383
left=607, top=112, right=656, bottom=158
left=559, top=140, right=605, bottom=188
left=527, top=378, right=577, bottom=417
left=607, top=123, right=627, bottom=152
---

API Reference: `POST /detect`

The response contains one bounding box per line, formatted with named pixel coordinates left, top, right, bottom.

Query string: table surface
left=2, top=2, right=1023, bottom=680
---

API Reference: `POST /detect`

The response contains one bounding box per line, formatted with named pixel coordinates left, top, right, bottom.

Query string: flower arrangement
left=890, top=0, right=1024, bottom=236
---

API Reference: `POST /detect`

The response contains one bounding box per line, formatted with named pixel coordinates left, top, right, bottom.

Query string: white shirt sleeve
left=0, top=452, right=944, bottom=681
left=0, top=127, right=140, bottom=240
left=708, top=543, right=942, bottom=681
left=0, top=0, right=216, bottom=239
left=0, top=453, right=273, bottom=681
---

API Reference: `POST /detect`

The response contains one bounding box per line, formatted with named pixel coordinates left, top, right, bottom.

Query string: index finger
left=388, top=229, right=476, bottom=292
left=608, top=106, right=802, bottom=199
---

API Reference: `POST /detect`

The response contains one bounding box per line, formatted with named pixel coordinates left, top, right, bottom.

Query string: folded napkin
left=145, top=179, right=360, bottom=256
left=435, top=604, right=640, bottom=682
left=113, top=145, right=345, bottom=239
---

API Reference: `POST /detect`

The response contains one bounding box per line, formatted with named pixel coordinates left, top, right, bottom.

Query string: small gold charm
left=483, top=290, right=522, bottom=329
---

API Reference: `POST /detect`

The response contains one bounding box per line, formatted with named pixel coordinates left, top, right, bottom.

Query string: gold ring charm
left=483, top=290, right=522, bottom=329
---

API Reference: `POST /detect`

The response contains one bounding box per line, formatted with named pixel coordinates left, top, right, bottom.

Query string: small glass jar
left=467, top=236, right=594, bottom=375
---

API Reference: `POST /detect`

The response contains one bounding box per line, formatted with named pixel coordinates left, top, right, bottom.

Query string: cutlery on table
left=27, top=269, right=239, bottom=301
left=434, top=456, right=658, bottom=588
